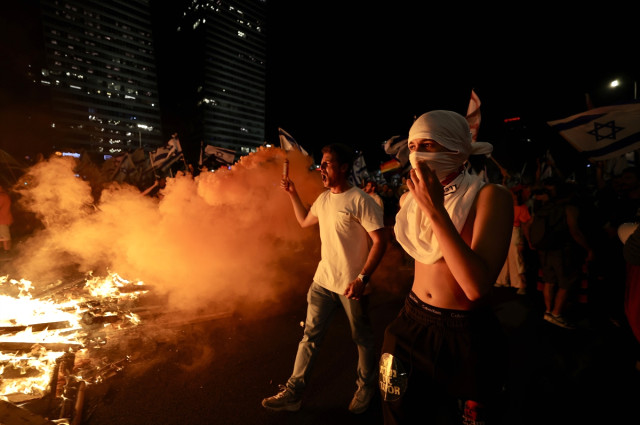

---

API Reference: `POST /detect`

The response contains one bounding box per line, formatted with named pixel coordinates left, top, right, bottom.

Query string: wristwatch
left=357, top=274, right=370, bottom=285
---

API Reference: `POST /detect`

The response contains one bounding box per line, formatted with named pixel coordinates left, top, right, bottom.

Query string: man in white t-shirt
left=364, top=180, right=385, bottom=211
left=262, top=143, right=388, bottom=414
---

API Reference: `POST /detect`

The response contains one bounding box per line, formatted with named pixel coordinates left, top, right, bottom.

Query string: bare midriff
left=411, top=260, right=476, bottom=311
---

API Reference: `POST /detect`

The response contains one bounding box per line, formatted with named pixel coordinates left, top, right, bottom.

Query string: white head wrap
left=408, top=110, right=493, bottom=158
left=395, top=110, right=493, bottom=264
left=394, top=171, right=485, bottom=264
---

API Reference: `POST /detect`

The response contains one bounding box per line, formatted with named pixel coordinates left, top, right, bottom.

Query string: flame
left=0, top=271, right=146, bottom=401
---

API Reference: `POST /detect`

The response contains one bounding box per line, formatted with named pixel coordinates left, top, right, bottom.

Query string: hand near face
left=407, top=161, right=444, bottom=212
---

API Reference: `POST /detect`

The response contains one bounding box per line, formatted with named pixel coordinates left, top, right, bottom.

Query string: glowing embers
left=0, top=272, right=146, bottom=403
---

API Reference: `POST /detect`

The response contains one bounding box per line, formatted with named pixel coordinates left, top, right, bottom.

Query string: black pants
left=379, top=292, right=507, bottom=425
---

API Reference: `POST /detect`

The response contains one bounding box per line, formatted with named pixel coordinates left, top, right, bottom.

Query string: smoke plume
left=9, top=148, right=325, bottom=319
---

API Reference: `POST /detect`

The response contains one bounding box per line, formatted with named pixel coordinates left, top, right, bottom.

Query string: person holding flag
left=262, top=143, right=387, bottom=414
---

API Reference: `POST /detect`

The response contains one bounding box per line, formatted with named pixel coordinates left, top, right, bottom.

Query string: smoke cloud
left=1, top=146, right=413, bottom=376
left=8, top=148, right=326, bottom=320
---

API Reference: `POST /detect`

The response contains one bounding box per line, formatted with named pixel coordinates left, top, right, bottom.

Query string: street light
left=609, top=78, right=637, bottom=100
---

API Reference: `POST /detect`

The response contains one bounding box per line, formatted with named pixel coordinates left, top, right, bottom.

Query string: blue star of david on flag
left=587, top=120, right=623, bottom=142
left=547, top=102, right=640, bottom=161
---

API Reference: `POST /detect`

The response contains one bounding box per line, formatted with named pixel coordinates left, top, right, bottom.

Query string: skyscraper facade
left=177, top=0, right=267, bottom=156
left=39, top=0, right=163, bottom=157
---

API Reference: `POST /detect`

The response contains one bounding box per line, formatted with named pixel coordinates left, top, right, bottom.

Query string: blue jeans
left=286, top=281, right=377, bottom=394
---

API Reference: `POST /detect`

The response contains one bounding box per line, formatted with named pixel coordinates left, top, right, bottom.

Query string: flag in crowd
left=538, top=150, right=557, bottom=181
left=380, top=158, right=401, bottom=174
left=466, top=88, right=481, bottom=142
left=279, top=127, right=309, bottom=156
left=547, top=102, right=640, bottom=161
left=348, top=152, right=369, bottom=186
left=149, top=146, right=175, bottom=168
left=149, top=134, right=185, bottom=172
left=464, top=89, right=497, bottom=182
left=111, top=148, right=148, bottom=185
left=167, top=133, right=182, bottom=155
left=382, top=135, right=410, bottom=175
left=200, top=144, right=236, bottom=167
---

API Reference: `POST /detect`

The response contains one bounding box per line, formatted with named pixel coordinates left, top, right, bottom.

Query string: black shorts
left=380, top=292, right=507, bottom=425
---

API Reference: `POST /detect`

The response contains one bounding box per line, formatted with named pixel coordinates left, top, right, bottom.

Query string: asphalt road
left=73, top=280, right=638, bottom=425
left=6, top=253, right=639, bottom=425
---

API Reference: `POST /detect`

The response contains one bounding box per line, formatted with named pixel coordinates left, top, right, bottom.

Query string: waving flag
left=167, top=133, right=182, bottom=155
left=279, top=127, right=309, bottom=156
left=380, top=158, right=401, bottom=174
left=383, top=134, right=411, bottom=176
left=348, top=152, right=369, bottom=186
left=204, top=145, right=236, bottom=165
left=149, top=146, right=175, bottom=168
left=466, top=89, right=481, bottom=142
left=547, top=102, right=640, bottom=161
left=112, top=149, right=149, bottom=185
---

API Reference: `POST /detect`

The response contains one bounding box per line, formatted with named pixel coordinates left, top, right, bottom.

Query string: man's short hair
left=322, top=143, right=355, bottom=169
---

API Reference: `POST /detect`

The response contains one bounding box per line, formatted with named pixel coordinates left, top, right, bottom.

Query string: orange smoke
left=9, top=148, right=325, bottom=319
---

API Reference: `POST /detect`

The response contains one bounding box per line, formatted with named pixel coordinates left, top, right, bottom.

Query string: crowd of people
left=260, top=109, right=639, bottom=424
left=360, top=145, right=639, bottom=335
left=1, top=108, right=638, bottom=424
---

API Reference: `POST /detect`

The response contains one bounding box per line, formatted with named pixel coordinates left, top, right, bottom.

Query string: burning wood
left=0, top=321, right=73, bottom=335
left=0, top=399, right=57, bottom=424
left=0, top=271, right=147, bottom=424
left=1, top=269, right=231, bottom=423
left=0, top=341, right=82, bottom=353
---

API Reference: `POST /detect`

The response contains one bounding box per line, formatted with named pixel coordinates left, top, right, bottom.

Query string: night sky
left=1, top=1, right=638, bottom=176
left=265, top=3, right=639, bottom=173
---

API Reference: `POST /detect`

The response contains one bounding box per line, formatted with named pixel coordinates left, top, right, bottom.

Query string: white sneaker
left=262, top=385, right=302, bottom=412
left=348, top=385, right=374, bottom=414
left=545, top=313, right=576, bottom=330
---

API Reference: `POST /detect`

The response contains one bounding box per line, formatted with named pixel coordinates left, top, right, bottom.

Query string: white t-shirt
left=368, top=192, right=384, bottom=210
left=310, top=186, right=384, bottom=294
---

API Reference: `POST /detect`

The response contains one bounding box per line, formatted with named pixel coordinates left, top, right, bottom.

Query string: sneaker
left=348, top=385, right=375, bottom=414
left=545, top=313, right=576, bottom=330
left=262, top=385, right=301, bottom=412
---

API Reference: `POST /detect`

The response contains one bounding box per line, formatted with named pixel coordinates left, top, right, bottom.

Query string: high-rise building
left=38, top=0, right=164, bottom=158
left=173, top=0, right=267, bottom=157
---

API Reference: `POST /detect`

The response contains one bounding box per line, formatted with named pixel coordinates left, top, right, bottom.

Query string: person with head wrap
left=379, top=110, right=513, bottom=425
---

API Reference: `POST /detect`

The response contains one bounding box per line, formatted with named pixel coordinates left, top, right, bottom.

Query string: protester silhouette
left=380, top=110, right=512, bottom=424
left=496, top=186, right=532, bottom=295
left=531, top=177, right=594, bottom=329
left=262, top=143, right=388, bottom=414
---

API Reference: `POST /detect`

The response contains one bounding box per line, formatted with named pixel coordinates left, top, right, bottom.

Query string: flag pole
left=489, top=155, right=510, bottom=182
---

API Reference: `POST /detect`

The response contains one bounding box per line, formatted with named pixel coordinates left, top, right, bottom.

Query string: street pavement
left=4, top=245, right=638, bottom=425
left=74, top=268, right=640, bottom=425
